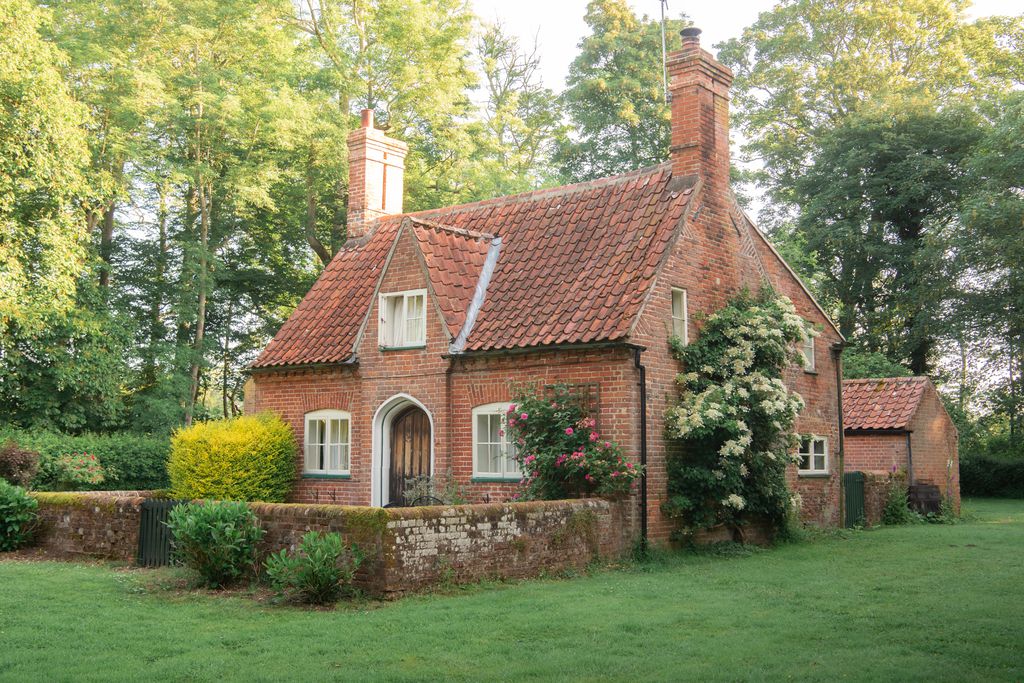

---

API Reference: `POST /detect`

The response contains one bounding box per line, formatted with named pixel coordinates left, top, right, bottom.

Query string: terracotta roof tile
left=843, top=377, right=929, bottom=431
left=254, top=163, right=694, bottom=367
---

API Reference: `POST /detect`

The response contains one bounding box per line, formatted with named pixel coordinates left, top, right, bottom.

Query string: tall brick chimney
left=667, top=28, right=733, bottom=189
left=346, top=109, right=408, bottom=239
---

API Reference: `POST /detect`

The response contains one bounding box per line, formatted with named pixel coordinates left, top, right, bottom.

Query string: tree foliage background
left=0, top=0, right=1022, bottom=466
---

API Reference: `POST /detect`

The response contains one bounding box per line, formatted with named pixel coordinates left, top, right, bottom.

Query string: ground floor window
left=304, top=410, right=351, bottom=475
left=798, top=435, right=828, bottom=474
left=472, top=403, right=520, bottom=480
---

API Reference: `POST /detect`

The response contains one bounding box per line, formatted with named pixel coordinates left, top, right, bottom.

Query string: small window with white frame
left=472, top=403, right=520, bottom=481
left=379, top=289, right=426, bottom=348
left=671, top=288, right=688, bottom=344
left=304, top=410, right=351, bottom=476
left=801, top=322, right=816, bottom=371
left=797, top=435, right=828, bottom=475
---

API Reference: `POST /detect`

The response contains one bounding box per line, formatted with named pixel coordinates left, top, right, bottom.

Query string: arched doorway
left=372, top=394, right=434, bottom=507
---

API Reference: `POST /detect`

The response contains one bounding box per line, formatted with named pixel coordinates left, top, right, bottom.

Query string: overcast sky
left=470, top=0, right=1022, bottom=90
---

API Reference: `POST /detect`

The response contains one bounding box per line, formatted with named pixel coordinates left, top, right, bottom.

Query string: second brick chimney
left=667, top=28, right=734, bottom=190
left=346, top=109, right=409, bottom=239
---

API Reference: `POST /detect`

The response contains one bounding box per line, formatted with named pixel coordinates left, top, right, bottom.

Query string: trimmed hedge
left=168, top=413, right=296, bottom=502
left=0, top=427, right=170, bottom=491
left=960, top=455, right=1024, bottom=499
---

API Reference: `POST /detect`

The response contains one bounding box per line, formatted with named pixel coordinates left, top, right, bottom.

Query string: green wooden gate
left=137, top=498, right=182, bottom=567
left=844, top=471, right=866, bottom=528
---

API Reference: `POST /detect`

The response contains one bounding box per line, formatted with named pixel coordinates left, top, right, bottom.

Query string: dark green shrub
left=264, top=531, right=364, bottom=604
left=168, top=414, right=296, bottom=502
left=166, top=501, right=265, bottom=588
left=0, top=441, right=39, bottom=487
left=0, top=481, right=39, bottom=551
left=882, top=478, right=920, bottom=525
left=0, top=426, right=170, bottom=491
left=960, top=455, right=1024, bottom=498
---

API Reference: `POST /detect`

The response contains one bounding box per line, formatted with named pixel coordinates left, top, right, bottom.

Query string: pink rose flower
left=590, top=432, right=599, bottom=442
left=521, top=413, right=528, bottom=420
left=604, top=441, right=611, bottom=448
left=565, top=427, right=574, bottom=435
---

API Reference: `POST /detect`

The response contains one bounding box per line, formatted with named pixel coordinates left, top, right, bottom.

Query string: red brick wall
left=845, top=433, right=908, bottom=475
left=23, top=493, right=635, bottom=597
left=908, top=386, right=960, bottom=509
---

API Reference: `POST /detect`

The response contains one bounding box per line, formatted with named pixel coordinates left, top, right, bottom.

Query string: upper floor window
left=304, top=410, right=351, bottom=475
left=472, top=403, right=520, bottom=481
left=801, top=323, right=815, bottom=372
left=798, top=435, right=828, bottom=475
left=672, top=288, right=688, bottom=344
left=379, top=289, right=426, bottom=348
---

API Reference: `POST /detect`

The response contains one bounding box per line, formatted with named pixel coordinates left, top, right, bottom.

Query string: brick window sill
left=379, top=345, right=426, bottom=352
left=797, top=472, right=830, bottom=479
left=302, top=473, right=352, bottom=480
left=471, top=477, right=520, bottom=484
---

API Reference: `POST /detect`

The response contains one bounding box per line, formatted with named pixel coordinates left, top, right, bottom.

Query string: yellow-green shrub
left=169, top=414, right=296, bottom=502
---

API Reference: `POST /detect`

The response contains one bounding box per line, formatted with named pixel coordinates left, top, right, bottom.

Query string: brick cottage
left=247, top=29, right=845, bottom=543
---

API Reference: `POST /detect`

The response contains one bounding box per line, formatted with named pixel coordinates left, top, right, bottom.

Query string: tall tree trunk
left=222, top=300, right=232, bottom=418
left=305, top=147, right=332, bottom=266
left=143, top=184, right=170, bottom=388
left=184, top=180, right=210, bottom=426
left=98, top=201, right=116, bottom=289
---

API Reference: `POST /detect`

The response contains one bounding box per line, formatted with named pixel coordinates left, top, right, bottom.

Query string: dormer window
left=671, top=288, right=688, bottom=345
left=380, top=289, right=426, bottom=348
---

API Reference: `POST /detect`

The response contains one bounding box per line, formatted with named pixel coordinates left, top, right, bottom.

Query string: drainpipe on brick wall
left=632, top=346, right=649, bottom=548
left=832, top=342, right=846, bottom=526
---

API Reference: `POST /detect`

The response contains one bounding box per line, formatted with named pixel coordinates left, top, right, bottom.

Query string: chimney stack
left=666, top=28, right=733, bottom=189
left=346, top=109, right=408, bottom=239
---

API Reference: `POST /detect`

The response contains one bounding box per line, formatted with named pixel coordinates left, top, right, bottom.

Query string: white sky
left=470, top=0, right=1022, bottom=90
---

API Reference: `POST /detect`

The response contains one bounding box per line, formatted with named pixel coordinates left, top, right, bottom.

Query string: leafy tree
left=793, top=103, right=982, bottom=373
left=718, top=0, right=1022, bottom=223
left=842, top=350, right=913, bottom=380
left=0, top=0, right=91, bottom=321
left=556, top=0, right=688, bottom=182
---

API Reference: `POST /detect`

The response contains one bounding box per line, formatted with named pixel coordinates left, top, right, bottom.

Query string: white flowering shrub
left=664, top=289, right=813, bottom=533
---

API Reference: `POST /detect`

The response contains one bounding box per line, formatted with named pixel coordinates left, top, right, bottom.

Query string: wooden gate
left=389, top=406, right=431, bottom=506
left=137, top=498, right=182, bottom=567
left=844, top=471, right=865, bottom=528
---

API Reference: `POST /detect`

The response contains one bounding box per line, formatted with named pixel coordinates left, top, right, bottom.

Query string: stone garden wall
left=24, top=493, right=637, bottom=597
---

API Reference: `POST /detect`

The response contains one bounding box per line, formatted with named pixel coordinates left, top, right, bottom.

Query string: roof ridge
left=843, top=376, right=928, bottom=383
left=401, top=162, right=673, bottom=218
left=408, top=217, right=495, bottom=241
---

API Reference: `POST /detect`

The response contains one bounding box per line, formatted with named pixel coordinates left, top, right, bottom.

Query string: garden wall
left=24, top=493, right=636, bottom=597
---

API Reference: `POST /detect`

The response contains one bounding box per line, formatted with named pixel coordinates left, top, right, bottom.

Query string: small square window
left=472, top=403, right=520, bottom=481
left=798, top=436, right=828, bottom=475
left=380, top=290, right=427, bottom=348
left=304, top=410, right=351, bottom=475
left=671, top=288, right=688, bottom=345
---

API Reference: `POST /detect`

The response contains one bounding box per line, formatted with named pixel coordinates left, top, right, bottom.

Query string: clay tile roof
left=253, top=162, right=695, bottom=368
left=843, top=377, right=930, bottom=431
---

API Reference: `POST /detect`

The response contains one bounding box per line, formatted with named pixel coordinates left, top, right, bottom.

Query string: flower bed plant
left=167, top=501, right=265, bottom=588
left=264, top=531, right=363, bottom=604
left=0, top=480, right=39, bottom=551
left=505, top=384, right=641, bottom=499
left=664, top=289, right=810, bottom=536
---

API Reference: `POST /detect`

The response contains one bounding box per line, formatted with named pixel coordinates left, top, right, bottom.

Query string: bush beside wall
left=0, top=427, right=170, bottom=491
left=960, top=455, right=1024, bottom=498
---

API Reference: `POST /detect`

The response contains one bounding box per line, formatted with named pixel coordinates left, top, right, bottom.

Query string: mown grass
left=1, top=499, right=1022, bottom=682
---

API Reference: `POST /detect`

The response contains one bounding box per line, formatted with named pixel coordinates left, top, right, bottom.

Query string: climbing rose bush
left=505, top=384, right=641, bottom=500
left=665, top=289, right=812, bottom=533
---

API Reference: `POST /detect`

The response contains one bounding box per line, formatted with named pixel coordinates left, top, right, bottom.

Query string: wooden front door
left=389, top=406, right=431, bottom=505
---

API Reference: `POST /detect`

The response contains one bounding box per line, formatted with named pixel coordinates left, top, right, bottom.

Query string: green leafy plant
left=0, top=441, right=39, bottom=487
left=881, top=474, right=920, bottom=526
left=504, top=384, right=641, bottom=500
left=166, top=501, right=265, bottom=588
left=168, top=413, right=296, bottom=502
left=664, top=289, right=808, bottom=535
left=0, top=480, right=39, bottom=551
left=264, top=531, right=364, bottom=605
left=47, top=453, right=110, bottom=491
left=402, top=475, right=467, bottom=505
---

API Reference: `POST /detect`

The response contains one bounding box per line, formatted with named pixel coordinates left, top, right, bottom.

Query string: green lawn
left=2, top=499, right=1023, bottom=682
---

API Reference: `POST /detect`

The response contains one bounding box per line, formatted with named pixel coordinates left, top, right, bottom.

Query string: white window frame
left=303, top=409, right=352, bottom=476
left=379, top=288, right=427, bottom=349
left=801, top=323, right=816, bottom=372
left=471, top=403, right=520, bottom=481
left=671, top=287, right=688, bottom=345
left=797, top=435, right=828, bottom=475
